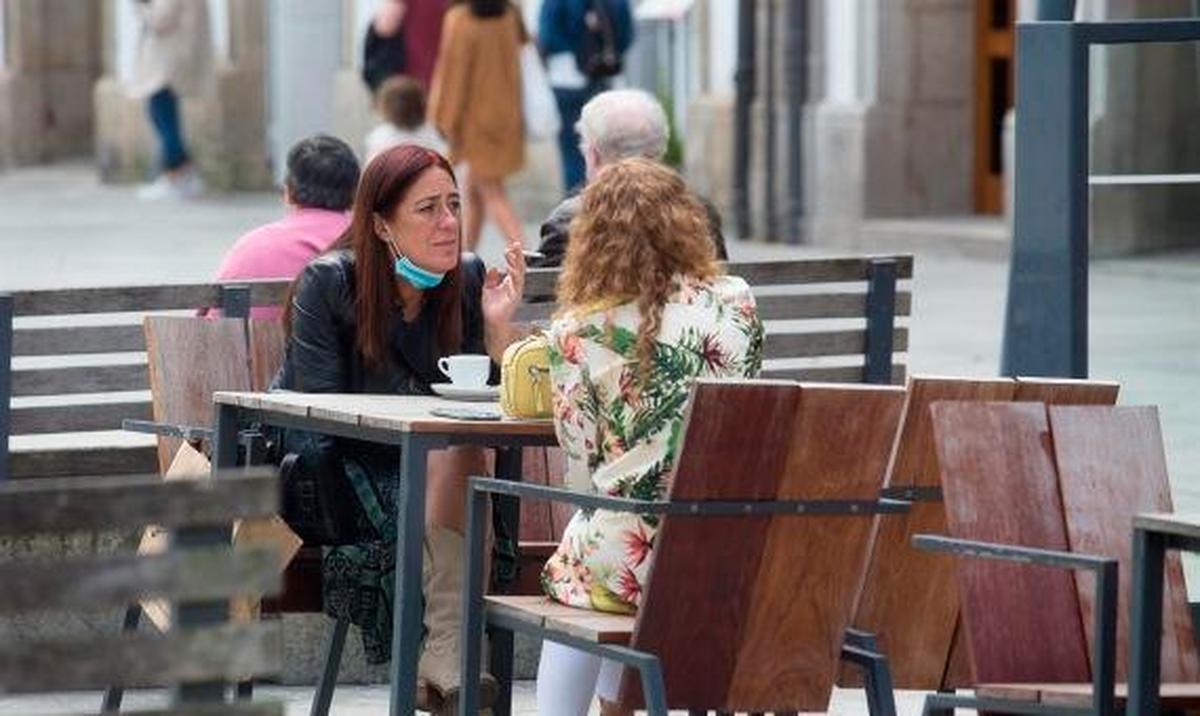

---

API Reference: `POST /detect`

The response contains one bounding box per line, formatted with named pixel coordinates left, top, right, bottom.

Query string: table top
left=1133, top=512, right=1200, bottom=541
left=214, top=391, right=556, bottom=438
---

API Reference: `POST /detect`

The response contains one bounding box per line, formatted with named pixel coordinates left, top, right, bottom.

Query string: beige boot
left=419, top=526, right=499, bottom=714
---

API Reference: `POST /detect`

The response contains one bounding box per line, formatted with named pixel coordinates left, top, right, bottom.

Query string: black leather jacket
left=273, top=249, right=488, bottom=396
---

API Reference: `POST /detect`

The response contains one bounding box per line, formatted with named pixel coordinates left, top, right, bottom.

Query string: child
left=365, top=75, right=449, bottom=162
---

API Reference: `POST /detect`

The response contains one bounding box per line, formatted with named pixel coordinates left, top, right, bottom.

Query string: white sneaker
left=136, top=169, right=205, bottom=201
left=177, top=169, right=206, bottom=199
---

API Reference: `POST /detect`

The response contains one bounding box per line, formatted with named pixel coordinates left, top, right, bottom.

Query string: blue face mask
left=394, top=254, right=446, bottom=289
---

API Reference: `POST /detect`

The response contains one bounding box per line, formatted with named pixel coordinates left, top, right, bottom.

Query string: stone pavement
left=2, top=162, right=1199, bottom=714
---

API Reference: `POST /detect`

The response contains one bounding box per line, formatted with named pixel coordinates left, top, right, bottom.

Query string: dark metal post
left=1092, top=559, right=1118, bottom=716
left=863, top=260, right=898, bottom=384
left=785, top=0, right=808, bottom=244
left=1036, top=0, right=1077, bottom=21
left=310, top=618, right=349, bottom=716
left=1128, top=529, right=1167, bottom=716
left=733, top=0, right=758, bottom=238
left=1001, top=21, right=1089, bottom=378
left=0, top=293, right=11, bottom=483
left=764, top=0, right=778, bottom=240
left=390, top=434, right=435, bottom=716
left=491, top=447, right=523, bottom=589
left=459, top=484, right=491, bottom=716
left=220, top=284, right=252, bottom=319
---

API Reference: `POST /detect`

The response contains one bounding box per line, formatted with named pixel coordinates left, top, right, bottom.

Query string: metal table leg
left=1128, top=528, right=1167, bottom=716
left=390, top=433, right=437, bottom=716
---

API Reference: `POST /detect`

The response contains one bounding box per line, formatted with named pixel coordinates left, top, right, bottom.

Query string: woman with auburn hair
left=536, top=158, right=765, bottom=714
left=273, top=144, right=525, bottom=714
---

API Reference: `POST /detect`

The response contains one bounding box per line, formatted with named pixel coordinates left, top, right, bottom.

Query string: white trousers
left=536, top=640, right=623, bottom=715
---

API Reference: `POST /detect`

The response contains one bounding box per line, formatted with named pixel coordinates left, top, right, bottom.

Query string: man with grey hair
left=531, top=89, right=728, bottom=267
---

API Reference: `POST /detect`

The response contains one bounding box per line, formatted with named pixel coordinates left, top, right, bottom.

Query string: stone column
left=93, top=0, right=271, bottom=190
left=810, top=0, right=974, bottom=247
left=0, top=0, right=103, bottom=168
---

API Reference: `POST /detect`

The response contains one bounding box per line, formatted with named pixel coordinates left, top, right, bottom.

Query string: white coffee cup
left=437, top=354, right=490, bottom=388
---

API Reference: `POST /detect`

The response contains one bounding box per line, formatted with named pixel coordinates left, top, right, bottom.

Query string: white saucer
left=431, top=383, right=500, bottom=402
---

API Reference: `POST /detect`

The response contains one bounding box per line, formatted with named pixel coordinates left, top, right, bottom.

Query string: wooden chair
left=0, top=469, right=284, bottom=715
left=460, top=380, right=910, bottom=715
left=845, top=375, right=1120, bottom=690
left=915, top=401, right=1200, bottom=715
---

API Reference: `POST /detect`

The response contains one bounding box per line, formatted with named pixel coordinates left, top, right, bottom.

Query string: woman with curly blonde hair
left=535, top=157, right=765, bottom=714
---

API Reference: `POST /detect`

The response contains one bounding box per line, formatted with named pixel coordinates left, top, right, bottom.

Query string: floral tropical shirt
left=541, top=274, right=764, bottom=613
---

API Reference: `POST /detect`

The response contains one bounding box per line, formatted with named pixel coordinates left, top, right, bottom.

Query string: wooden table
left=212, top=391, right=556, bottom=716
left=1128, top=512, right=1200, bottom=716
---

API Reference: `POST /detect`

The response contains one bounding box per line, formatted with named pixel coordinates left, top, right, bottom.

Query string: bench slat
left=0, top=471, right=278, bottom=536
left=12, top=324, right=146, bottom=356
left=0, top=621, right=280, bottom=692
left=10, top=400, right=152, bottom=434
left=0, top=546, right=283, bottom=615
left=9, top=445, right=158, bottom=479
left=245, top=281, right=289, bottom=307
left=759, top=364, right=906, bottom=384
left=12, top=363, right=148, bottom=397
left=12, top=285, right=221, bottom=317
left=763, top=327, right=907, bottom=359
left=47, top=705, right=285, bottom=716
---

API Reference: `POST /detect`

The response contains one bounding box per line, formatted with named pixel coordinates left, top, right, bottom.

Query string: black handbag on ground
left=277, top=438, right=365, bottom=546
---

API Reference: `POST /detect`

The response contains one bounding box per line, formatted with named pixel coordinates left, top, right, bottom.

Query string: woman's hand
left=482, top=235, right=529, bottom=360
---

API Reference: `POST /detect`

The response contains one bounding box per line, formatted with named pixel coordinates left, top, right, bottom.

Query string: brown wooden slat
left=1050, top=406, right=1200, bottom=683
left=523, top=270, right=560, bottom=298
left=12, top=363, right=148, bottom=397
left=730, top=256, right=913, bottom=286
left=931, top=401, right=1090, bottom=684
left=513, top=301, right=558, bottom=323
left=725, top=384, right=905, bottom=712
left=846, top=377, right=1016, bottom=689
left=249, top=319, right=287, bottom=392
left=0, top=470, right=278, bottom=536
left=10, top=400, right=151, bottom=435
left=1013, top=376, right=1121, bottom=405
left=12, top=284, right=221, bottom=317
left=145, top=317, right=251, bottom=472
left=0, top=621, right=280, bottom=692
left=12, top=324, right=146, bottom=356
left=978, top=682, right=1200, bottom=709
left=755, top=291, right=912, bottom=320
left=0, top=547, right=283, bottom=615
left=758, top=364, right=907, bottom=384
left=763, top=328, right=907, bottom=359
left=625, top=381, right=802, bottom=710
left=244, top=280, right=290, bottom=308
left=9, top=445, right=159, bottom=479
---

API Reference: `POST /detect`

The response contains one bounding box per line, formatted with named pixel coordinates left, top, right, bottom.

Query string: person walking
left=128, top=0, right=212, bottom=200
left=538, top=0, right=634, bottom=195
left=427, top=0, right=528, bottom=252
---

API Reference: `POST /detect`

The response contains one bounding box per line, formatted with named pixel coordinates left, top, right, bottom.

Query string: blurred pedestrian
left=366, top=76, right=449, bottom=162
left=428, top=0, right=528, bottom=251
left=128, top=0, right=213, bottom=200
left=209, top=135, right=360, bottom=319
left=538, top=0, right=634, bottom=195
left=362, top=0, right=450, bottom=95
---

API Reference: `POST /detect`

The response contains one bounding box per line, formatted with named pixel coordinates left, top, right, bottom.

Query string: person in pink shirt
left=213, top=135, right=361, bottom=319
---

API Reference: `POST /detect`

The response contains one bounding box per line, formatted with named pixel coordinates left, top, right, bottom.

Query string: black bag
left=278, top=444, right=364, bottom=546
left=362, top=23, right=406, bottom=93
left=575, top=0, right=622, bottom=80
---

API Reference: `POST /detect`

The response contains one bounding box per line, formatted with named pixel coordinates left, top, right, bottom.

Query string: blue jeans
left=146, top=87, right=189, bottom=172
left=553, top=84, right=606, bottom=195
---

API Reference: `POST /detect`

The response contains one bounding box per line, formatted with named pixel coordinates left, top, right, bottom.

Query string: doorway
left=974, top=0, right=1016, bottom=214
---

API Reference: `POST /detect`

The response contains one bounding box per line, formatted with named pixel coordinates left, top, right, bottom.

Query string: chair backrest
left=622, top=381, right=905, bottom=712
left=144, top=316, right=253, bottom=473
left=249, top=319, right=287, bottom=392
left=0, top=469, right=284, bottom=714
left=930, top=402, right=1198, bottom=684
left=847, top=375, right=1121, bottom=689
left=521, top=256, right=913, bottom=385
left=0, top=281, right=289, bottom=481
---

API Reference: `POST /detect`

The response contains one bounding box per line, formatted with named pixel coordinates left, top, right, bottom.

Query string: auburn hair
left=285, top=144, right=464, bottom=371
left=557, top=157, right=721, bottom=380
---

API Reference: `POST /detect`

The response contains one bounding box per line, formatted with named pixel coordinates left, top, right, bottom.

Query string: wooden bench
left=915, top=401, right=1200, bottom=715
left=460, top=380, right=911, bottom=715
left=0, top=468, right=284, bottom=715
left=845, top=375, right=1121, bottom=690
left=0, top=280, right=288, bottom=481
left=511, top=255, right=914, bottom=593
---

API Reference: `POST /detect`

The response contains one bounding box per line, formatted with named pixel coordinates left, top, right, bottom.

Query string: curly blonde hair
left=557, top=157, right=722, bottom=380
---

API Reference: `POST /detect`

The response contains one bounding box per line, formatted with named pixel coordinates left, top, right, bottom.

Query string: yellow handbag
left=499, top=334, right=553, bottom=419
